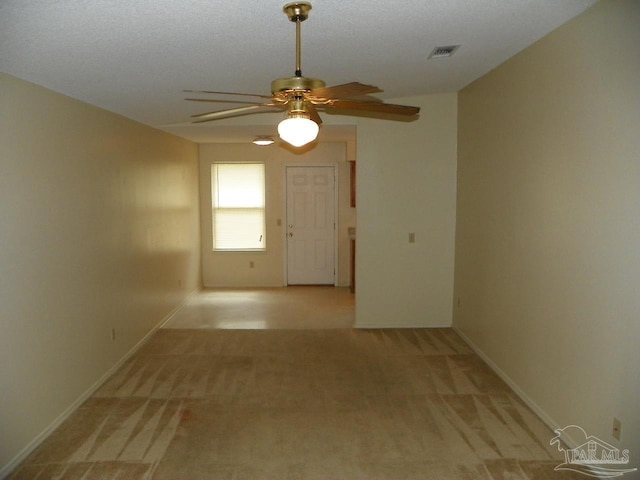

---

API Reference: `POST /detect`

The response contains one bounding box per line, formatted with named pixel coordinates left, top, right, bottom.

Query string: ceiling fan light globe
left=278, top=116, right=319, bottom=147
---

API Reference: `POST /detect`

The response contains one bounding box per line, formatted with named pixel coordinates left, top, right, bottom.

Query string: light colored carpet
left=9, top=328, right=579, bottom=479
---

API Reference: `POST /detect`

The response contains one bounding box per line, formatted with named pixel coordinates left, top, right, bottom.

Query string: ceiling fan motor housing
left=271, top=76, right=325, bottom=96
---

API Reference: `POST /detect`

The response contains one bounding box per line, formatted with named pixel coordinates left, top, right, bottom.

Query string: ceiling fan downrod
left=272, top=3, right=323, bottom=95
left=283, top=2, right=312, bottom=77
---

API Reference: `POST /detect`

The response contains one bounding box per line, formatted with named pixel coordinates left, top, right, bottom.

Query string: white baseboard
left=355, top=323, right=452, bottom=329
left=202, top=284, right=354, bottom=289
left=0, top=288, right=200, bottom=480
left=452, top=326, right=618, bottom=479
left=203, top=284, right=286, bottom=288
left=452, top=326, right=560, bottom=429
left=157, top=288, right=200, bottom=329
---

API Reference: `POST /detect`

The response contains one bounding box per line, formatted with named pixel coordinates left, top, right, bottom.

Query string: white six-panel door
left=286, top=166, right=336, bottom=285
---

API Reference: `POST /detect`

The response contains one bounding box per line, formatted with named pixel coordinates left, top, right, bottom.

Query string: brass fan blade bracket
left=306, top=102, right=323, bottom=125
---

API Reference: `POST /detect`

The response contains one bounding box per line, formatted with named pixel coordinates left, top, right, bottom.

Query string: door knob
left=288, top=232, right=293, bottom=237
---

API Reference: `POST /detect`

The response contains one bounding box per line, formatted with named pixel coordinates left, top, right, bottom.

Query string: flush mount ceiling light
left=252, top=136, right=275, bottom=146
left=184, top=2, right=420, bottom=147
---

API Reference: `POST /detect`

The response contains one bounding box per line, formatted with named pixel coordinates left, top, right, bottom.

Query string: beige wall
left=199, top=142, right=355, bottom=287
left=454, top=0, right=640, bottom=454
left=0, top=74, right=201, bottom=474
left=355, top=93, right=458, bottom=327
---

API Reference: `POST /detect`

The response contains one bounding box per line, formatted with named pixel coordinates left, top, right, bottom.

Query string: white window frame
left=211, top=162, right=266, bottom=251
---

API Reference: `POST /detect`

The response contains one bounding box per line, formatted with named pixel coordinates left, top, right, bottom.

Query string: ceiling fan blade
left=192, top=104, right=283, bottom=123
left=323, top=100, right=420, bottom=116
left=186, top=98, right=268, bottom=106
left=308, top=82, right=383, bottom=100
left=306, top=102, right=323, bottom=125
left=184, top=89, right=273, bottom=100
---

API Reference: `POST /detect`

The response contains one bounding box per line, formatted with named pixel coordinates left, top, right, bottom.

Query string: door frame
left=283, top=163, right=339, bottom=286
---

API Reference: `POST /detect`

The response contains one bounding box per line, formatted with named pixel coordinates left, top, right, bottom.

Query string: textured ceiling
left=1, top=0, right=597, bottom=142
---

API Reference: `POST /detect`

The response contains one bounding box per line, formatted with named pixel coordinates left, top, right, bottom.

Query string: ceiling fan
left=185, top=2, right=420, bottom=147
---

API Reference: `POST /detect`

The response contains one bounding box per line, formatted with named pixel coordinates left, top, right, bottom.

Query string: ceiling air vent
left=428, top=45, right=460, bottom=59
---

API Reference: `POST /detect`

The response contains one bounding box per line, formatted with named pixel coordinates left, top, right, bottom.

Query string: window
left=211, top=163, right=266, bottom=251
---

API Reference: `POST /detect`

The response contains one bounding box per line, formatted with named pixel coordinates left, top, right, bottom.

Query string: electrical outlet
left=612, top=418, right=621, bottom=441
left=249, top=261, right=255, bottom=268
left=111, top=328, right=116, bottom=341
left=408, top=232, right=416, bottom=243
